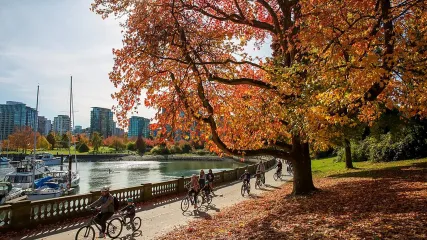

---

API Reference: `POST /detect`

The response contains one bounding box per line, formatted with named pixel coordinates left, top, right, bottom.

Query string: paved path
left=21, top=169, right=291, bottom=240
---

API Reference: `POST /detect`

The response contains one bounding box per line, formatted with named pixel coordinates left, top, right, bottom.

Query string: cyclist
left=206, top=169, right=215, bottom=194
left=120, top=198, right=136, bottom=231
left=89, top=186, right=114, bottom=238
left=201, top=179, right=211, bottom=202
left=199, top=169, right=206, bottom=190
left=256, top=160, right=266, bottom=184
left=276, top=159, right=283, bottom=175
left=188, top=174, right=200, bottom=209
left=240, top=169, right=251, bottom=186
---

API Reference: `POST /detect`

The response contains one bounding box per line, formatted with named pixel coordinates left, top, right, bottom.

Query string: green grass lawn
left=312, top=157, right=427, bottom=178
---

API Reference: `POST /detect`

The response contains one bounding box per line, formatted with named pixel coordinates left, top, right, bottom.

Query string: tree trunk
left=291, top=136, right=317, bottom=195
left=344, top=139, right=353, bottom=169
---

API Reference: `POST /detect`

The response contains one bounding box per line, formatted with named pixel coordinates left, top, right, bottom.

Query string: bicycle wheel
left=106, top=217, right=123, bottom=239
left=75, top=226, right=95, bottom=240
left=241, top=184, right=245, bottom=196
left=181, top=197, right=190, bottom=212
left=196, top=195, right=203, bottom=208
left=255, top=179, right=260, bottom=189
left=247, top=183, right=251, bottom=194
left=133, top=217, right=142, bottom=231
left=206, top=194, right=212, bottom=205
left=273, top=173, right=279, bottom=181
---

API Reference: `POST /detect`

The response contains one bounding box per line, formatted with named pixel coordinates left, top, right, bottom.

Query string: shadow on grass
left=235, top=162, right=427, bottom=239
left=328, top=161, right=427, bottom=180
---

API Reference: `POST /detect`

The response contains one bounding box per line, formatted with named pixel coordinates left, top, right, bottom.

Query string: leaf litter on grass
left=161, top=165, right=427, bottom=240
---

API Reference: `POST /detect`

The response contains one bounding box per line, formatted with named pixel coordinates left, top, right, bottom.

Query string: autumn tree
left=8, top=126, right=35, bottom=153
left=37, top=136, right=51, bottom=150
left=61, top=133, right=70, bottom=149
left=135, top=135, right=146, bottom=155
left=91, top=132, right=103, bottom=152
left=93, top=0, right=427, bottom=195
left=46, top=132, right=56, bottom=149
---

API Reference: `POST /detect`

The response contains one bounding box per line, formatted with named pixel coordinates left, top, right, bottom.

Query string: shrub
left=127, top=142, right=137, bottom=151
left=150, top=145, right=170, bottom=155
left=77, top=143, right=90, bottom=153
left=168, top=144, right=182, bottom=154
left=180, top=142, right=192, bottom=154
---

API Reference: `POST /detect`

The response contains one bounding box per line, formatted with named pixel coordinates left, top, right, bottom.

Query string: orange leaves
left=91, top=0, right=427, bottom=156
left=161, top=162, right=427, bottom=240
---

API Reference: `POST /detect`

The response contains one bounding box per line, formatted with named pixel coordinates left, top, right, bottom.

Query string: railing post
left=177, top=176, right=185, bottom=193
left=220, top=171, right=225, bottom=183
left=143, top=183, right=152, bottom=201
left=10, top=200, right=31, bottom=230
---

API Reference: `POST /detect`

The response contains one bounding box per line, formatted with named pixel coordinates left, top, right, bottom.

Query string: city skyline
left=0, top=0, right=156, bottom=127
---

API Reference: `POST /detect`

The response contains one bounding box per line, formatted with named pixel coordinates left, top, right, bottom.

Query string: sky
left=0, top=0, right=157, bottom=128
left=0, top=0, right=273, bottom=129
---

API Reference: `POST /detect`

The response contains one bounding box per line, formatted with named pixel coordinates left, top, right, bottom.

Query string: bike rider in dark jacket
left=240, top=169, right=251, bottom=184
left=277, top=159, right=283, bottom=174
left=89, top=186, right=114, bottom=238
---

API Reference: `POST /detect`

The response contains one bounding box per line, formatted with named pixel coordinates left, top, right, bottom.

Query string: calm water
left=0, top=160, right=246, bottom=194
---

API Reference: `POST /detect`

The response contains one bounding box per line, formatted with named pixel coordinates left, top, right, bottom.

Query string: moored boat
left=0, top=157, right=10, bottom=165
left=4, top=160, right=49, bottom=189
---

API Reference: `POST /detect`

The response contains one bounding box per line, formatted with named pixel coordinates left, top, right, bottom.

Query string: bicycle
left=273, top=169, right=283, bottom=181
left=199, top=188, right=213, bottom=205
left=107, top=212, right=142, bottom=235
left=75, top=208, right=121, bottom=240
left=254, top=174, right=263, bottom=189
left=240, top=180, right=250, bottom=196
left=181, top=189, right=203, bottom=212
left=285, top=160, right=293, bottom=176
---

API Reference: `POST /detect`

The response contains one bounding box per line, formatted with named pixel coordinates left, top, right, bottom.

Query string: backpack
left=113, top=196, right=120, bottom=212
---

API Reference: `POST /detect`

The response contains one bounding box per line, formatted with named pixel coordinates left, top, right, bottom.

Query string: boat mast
left=32, top=85, right=39, bottom=190
left=71, top=79, right=77, bottom=172
left=68, top=76, right=72, bottom=188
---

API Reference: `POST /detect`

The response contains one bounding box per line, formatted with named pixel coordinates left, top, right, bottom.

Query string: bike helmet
left=245, top=169, right=248, bottom=172
left=101, top=186, right=110, bottom=192
left=127, top=198, right=133, bottom=202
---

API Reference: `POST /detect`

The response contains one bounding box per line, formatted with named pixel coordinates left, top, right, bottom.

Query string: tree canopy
left=92, top=0, right=427, bottom=194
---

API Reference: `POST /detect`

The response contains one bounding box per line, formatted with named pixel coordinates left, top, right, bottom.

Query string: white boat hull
left=71, top=174, right=80, bottom=187
left=26, top=189, right=63, bottom=201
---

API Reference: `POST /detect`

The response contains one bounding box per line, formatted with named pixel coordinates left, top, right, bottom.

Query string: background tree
left=37, top=136, right=51, bottom=150
left=135, top=135, right=146, bottom=155
left=8, top=126, right=34, bottom=153
left=93, top=0, right=427, bottom=195
left=61, top=133, right=70, bottom=149
left=46, top=132, right=56, bottom=149
left=91, top=132, right=103, bottom=152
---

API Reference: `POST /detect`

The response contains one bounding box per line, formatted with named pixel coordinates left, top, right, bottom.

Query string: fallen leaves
left=161, top=162, right=427, bottom=240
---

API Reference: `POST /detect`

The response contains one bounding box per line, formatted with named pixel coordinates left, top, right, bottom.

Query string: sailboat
left=24, top=86, right=64, bottom=201
left=43, top=77, right=80, bottom=194
left=67, top=76, right=80, bottom=189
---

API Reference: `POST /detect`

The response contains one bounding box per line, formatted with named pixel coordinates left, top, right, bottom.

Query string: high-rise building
left=0, top=101, right=37, bottom=140
left=53, top=115, right=71, bottom=135
left=38, top=116, right=51, bottom=136
left=74, top=125, right=83, bottom=134
left=90, top=107, right=114, bottom=138
left=128, top=116, right=150, bottom=138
